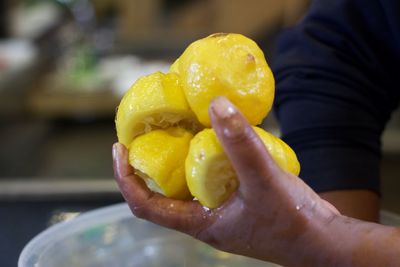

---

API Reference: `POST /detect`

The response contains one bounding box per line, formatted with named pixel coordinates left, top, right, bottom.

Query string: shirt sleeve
left=272, top=0, right=400, bottom=194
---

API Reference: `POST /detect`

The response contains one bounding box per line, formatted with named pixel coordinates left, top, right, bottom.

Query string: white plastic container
left=18, top=203, right=277, bottom=267
left=19, top=203, right=400, bottom=267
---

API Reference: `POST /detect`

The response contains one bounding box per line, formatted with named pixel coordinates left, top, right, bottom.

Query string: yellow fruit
left=169, top=57, right=180, bottom=74
left=116, top=72, right=201, bottom=147
left=115, top=33, right=300, bottom=208
left=129, top=127, right=193, bottom=200
left=171, top=33, right=274, bottom=127
left=253, top=127, right=301, bottom=176
left=185, top=127, right=300, bottom=208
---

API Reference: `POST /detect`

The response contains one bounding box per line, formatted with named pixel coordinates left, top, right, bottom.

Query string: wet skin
left=113, top=97, right=400, bottom=267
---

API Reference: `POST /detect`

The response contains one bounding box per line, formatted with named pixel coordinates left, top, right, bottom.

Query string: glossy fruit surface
left=185, top=127, right=300, bottom=208
left=116, top=72, right=200, bottom=147
left=129, top=127, right=193, bottom=200
left=172, top=33, right=274, bottom=127
left=115, top=33, right=299, bottom=208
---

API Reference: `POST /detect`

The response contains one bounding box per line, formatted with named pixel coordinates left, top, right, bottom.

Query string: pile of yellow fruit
left=115, top=33, right=300, bottom=208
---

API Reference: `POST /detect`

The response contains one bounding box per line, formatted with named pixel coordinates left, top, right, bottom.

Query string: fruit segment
left=116, top=72, right=201, bottom=147
left=185, top=128, right=237, bottom=208
left=253, top=127, right=301, bottom=176
left=129, top=127, right=193, bottom=200
left=185, top=127, right=300, bottom=208
left=172, top=33, right=275, bottom=127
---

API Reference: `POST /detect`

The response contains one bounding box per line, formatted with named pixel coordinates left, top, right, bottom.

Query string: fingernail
left=211, top=96, right=237, bottom=119
left=112, top=143, right=122, bottom=161
left=211, top=97, right=244, bottom=139
left=113, top=143, right=127, bottom=181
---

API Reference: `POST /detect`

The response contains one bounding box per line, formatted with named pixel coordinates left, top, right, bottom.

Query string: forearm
left=302, top=214, right=400, bottom=267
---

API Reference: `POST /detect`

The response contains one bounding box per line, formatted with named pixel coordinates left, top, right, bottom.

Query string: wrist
left=283, top=201, right=348, bottom=266
left=260, top=200, right=344, bottom=266
left=304, top=213, right=350, bottom=266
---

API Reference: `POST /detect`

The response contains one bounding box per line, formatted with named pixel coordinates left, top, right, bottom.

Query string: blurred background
left=0, top=0, right=399, bottom=266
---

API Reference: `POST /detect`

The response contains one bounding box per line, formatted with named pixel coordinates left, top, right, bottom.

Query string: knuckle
left=130, top=205, right=148, bottom=219
left=225, top=125, right=259, bottom=146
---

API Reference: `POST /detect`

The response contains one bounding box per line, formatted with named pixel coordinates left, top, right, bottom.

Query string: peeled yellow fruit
left=129, top=127, right=193, bottom=200
left=171, top=33, right=275, bottom=127
left=169, top=57, right=180, bottom=74
left=116, top=72, right=201, bottom=147
left=115, top=33, right=300, bottom=207
left=185, top=127, right=300, bottom=208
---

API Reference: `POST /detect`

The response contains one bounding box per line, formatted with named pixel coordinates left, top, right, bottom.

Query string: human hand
left=113, top=96, right=340, bottom=266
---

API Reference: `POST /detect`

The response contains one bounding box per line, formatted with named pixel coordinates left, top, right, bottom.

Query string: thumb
left=209, top=96, right=283, bottom=192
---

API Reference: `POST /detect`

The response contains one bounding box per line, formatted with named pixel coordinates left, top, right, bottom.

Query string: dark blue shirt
left=272, top=0, right=400, bottom=194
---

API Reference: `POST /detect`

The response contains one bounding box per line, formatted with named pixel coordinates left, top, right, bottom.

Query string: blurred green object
left=63, top=44, right=99, bottom=91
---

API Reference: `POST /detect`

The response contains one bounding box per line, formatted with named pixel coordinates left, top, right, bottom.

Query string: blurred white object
left=0, top=39, right=38, bottom=91
left=98, top=55, right=171, bottom=97
left=0, top=39, right=37, bottom=70
left=10, top=2, right=61, bottom=39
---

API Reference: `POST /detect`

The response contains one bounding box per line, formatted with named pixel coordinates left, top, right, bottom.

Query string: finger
left=112, top=142, right=151, bottom=203
left=209, top=96, right=283, bottom=191
left=112, top=143, right=211, bottom=235
left=321, top=199, right=341, bottom=216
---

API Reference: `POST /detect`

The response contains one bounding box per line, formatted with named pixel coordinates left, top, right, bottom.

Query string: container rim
left=18, top=202, right=132, bottom=267
left=18, top=203, right=400, bottom=267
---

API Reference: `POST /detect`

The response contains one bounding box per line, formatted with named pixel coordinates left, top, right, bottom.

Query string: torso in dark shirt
left=272, top=0, right=400, bottom=193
